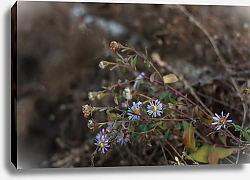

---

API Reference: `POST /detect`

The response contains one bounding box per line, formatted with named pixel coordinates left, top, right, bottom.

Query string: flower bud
left=123, top=87, right=132, bottom=100
left=99, top=61, right=109, bottom=69
left=110, top=41, right=120, bottom=51
left=87, top=119, right=95, bottom=130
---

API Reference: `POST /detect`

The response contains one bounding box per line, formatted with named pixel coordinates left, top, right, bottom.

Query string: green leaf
left=207, top=149, right=219, bottom=164
left=148, top=121, right=161, bottom=129
left=218, top=133, right=227, bottom=146
left=182, top=121, right=196, bottom=151
left=208, top=146, right=237, bottom=164
left=131, top=55, right=137, bottom=68
left=194, top=107, right=213, bottom=123
left=159, top=90, right=177, bottom=104
left=166, top=94, right=177, bottom=104
left=186, top=145, right=237, bottom=164
left=234, top=125, right=241, bottom=131
left=132, top=134, right=141, bottom=143
left=140, top=124, right=148, bottom=135
left=116, top=58, right=122, bottom=63
left=117, top=95, right=123, bottom=105
left=242, top=131, right=250, bottom=142
left=142, top=53, right=148, bottom=61
left=148, top=121, right=158, bottom=129
left=163, top=129, right=170, bottom=141
left=158, top=122, right=168, bottom=130
left=174, top=123, right=181, bottom=130
left=122, top=66, right=127, bottom=73
left=159, top=91, right=169, bottom=101
left=186, top=145, right=211, bottom=163
left=143, top=61, right=151, bottom=68
left=106, top=110, right=117, bottom=121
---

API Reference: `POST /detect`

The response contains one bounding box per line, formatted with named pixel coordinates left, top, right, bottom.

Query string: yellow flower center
left=133, top=108, right=140, bottom=115
left=99, top=142, right=104, bottom=148
left=219, top=118, right=226, bottom=124
left=121, top=133, right=125, bottom=139
left=152, top=105, right=157, bottom=112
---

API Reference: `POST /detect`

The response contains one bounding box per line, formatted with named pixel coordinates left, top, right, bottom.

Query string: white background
left=1, top=0, right=249, bottom=179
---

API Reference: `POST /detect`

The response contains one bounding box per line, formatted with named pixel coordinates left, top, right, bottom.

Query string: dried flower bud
left=121, top=101, right=128, bottom=108
left=99, top=61, right=109, bottom=69
left=82, top=104, right=94, bottom=118
left=87, top=119, right=95, bottom=130
left=88, top=91, right=105, bottom=100
left=96, top=93, right=105, bottom=100
left=110, top=41, right=120, bottom=51
left=88, top=92, right=95, bottom=100
left=123, top=87, right=132, bottom=100
left=168, top=103, right=174, bottom=109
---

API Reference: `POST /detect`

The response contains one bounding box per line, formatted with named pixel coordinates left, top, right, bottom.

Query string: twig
left=151, top=52, right=213, bottom=117
left=159, top=142, right=169, bottom=164
left=165, top=140, right=188, bottom=165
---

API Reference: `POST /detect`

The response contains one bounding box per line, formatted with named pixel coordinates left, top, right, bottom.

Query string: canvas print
left=11, top=1, right=250, bottom=169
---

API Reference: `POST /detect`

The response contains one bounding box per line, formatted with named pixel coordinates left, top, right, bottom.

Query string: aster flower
left=147, top=99, right=163, bottom=117
left=94, top=129, right=110, bottom=153
left=95, top=128, right=107, bottom=140
left=133, top=72, right=145, bottom=90
left=211, top=111, right=233, bottom=131
left=116, top=131, right=129, bottom=146
left=127, top=101, right=142, bottom=120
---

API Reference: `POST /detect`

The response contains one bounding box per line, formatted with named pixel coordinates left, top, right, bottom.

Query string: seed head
left=110, top=41, right=120, bottom=51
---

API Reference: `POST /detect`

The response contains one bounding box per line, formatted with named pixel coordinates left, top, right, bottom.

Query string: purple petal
left=212, top=122, right=219, bottom=125
left=215, top=113, right=220, bottom=119
left=213, top=116, right=220, bottom=121
left=149, top=101, right=154, bottom=106
left=215, top=124, right=223, bottom=130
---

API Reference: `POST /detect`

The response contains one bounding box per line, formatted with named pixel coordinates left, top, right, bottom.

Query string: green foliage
left=163, top=129, right=171, bottom=141
left=186, top=145, right=237, bottom=164
left=159, top=90, right=177, bottom=104
left=234, top=125, right=250, bottom=142
left=194, top=107, right=213, bottom=123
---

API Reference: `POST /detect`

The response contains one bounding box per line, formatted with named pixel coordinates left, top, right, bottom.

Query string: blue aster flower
left=211, top=111, right=233, bottom=131
left=116, top=131, right=129, bottom=146
left=94, top=129, right=110, bottom=153
left=133, top=72, right=145, bottom=90
left=147, top=99, right=163, bottom=117
left=127, top=101, right=142, bottom=120
left=95, top=128, right=107, bottom=141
